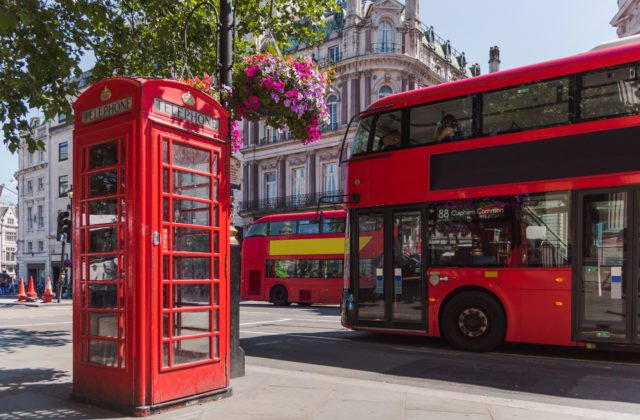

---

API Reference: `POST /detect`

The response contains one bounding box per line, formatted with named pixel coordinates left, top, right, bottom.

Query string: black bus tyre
left=441, top=291, right=506, bottom=352
left=270, top=285, right=291, bottom=306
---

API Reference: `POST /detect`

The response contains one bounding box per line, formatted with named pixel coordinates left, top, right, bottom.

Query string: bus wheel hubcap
left=458, top=308, right=489, bottom=337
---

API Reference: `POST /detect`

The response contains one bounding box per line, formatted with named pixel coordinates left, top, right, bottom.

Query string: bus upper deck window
left=245, top=222, right=267, bottom=237
left=350, top=116, right=374, bottom=156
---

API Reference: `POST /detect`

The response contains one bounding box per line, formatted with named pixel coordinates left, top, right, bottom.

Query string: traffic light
left=57, top=211, right=71, bottom=242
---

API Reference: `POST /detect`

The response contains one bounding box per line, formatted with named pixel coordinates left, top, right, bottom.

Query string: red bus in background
left=340, top=39, right=640, bottom=352
left=241, top=210, right=346, bottom=306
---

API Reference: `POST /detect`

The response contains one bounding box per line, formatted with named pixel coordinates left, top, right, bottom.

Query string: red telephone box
left=71, top=77, right=231, bottom=415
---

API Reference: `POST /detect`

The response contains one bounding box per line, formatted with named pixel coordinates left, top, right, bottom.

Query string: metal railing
left=238, top=190, right=344, bottom=213
left=367, top=43, right=402, bottom=54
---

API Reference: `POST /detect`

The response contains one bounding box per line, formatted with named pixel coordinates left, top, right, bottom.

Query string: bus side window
left=371, top=111, right=403, bottom=152
left=270, top=220, right=297, bottom=236
left=245, top=222, right=268, bottom=237
left=409, top=96, right=473, bottom=146
left=350, top=116, right=374, bottom=156
left=322, top=218, right=345, bottom=233
left=298, top=220, right=320, bottom=234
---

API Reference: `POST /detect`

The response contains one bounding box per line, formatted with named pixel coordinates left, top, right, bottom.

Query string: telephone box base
left=70, top=387, right=233, bottom=417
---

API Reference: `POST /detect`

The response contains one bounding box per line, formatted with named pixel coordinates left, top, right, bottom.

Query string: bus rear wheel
left=270, top=285, right=291, bottom=306
left=441, top=291, right=506, bottom=352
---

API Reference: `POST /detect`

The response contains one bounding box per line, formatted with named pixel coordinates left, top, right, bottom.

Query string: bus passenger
left=434, top=114, right=461, bottom=142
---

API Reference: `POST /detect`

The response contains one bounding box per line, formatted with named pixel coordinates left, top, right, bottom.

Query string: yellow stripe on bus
left=269, top=236, right=372, bottom=256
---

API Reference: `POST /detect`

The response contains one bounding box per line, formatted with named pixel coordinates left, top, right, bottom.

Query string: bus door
left=353, top=208, right=427, bottom=331
left=575, top=188, right=639, bottom=345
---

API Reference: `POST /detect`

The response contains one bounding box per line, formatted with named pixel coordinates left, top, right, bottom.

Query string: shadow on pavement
left=240, top=301, right=340, bottom=317
left=0, top=368, right=117, bottom=419
left=0, top=328, right=70, bottom=354
left=241, top=330, right=640, bottom=404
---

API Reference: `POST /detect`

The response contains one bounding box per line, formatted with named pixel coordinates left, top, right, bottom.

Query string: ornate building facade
left=611, top=0, right=640, bottom=37
left=0, top=206, right=18, bottom=280
left=237, top=0, right=479, bottom=230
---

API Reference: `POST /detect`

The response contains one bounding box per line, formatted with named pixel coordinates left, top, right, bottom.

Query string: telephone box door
left=152, top=125, right=229, bottom=403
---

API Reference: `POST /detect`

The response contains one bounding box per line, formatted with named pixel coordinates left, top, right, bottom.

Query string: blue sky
left=0, top=0, right=621, bottom=204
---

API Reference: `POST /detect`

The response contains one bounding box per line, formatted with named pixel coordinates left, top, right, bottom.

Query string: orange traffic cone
left=16, top=277, right=27, bottom=302
left=26, top=276, right=38, bottom=302
left=41, top=277, right=54, bottom=303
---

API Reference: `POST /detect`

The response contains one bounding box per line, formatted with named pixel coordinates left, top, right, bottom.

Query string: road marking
left=1, top=321, right=72, bottom=328
left=240, top=318, right=292, bottom=327
left=241, top=330, right=350, bottom=342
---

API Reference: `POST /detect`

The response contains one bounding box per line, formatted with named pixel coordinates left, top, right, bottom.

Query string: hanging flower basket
left=229, top=53, right=330, bottom=145
left=181, top=52, right=330, bottom=152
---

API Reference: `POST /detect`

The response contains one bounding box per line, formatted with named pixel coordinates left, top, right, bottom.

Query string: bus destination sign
left=82, top=96, right=133, bottom=124
left=154, top=98, right=219, bottom=130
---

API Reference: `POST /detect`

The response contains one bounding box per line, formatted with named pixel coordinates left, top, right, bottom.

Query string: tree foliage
left=0, top=0, right=340, bottom=153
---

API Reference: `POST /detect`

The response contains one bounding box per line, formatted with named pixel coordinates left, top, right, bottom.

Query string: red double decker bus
left=340, top=39, right=640, bottom=351
left=241, top=210, right=346, bottom=306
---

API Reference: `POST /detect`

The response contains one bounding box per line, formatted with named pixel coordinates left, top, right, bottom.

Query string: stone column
left=308, top=152, right=316, bottom=196
left=364, top=71, right=372, bottom=108
left=341, top=76, right=349, bottom=125
left=351, top=76, right=361, bottom=116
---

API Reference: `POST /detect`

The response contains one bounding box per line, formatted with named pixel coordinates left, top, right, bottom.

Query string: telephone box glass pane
left=89, top=340, right=118, bottom=366
left=87, top=256, right=118, bottom=280
left=88, top=199, right=118, bottom=225
left=90, top=313, right=118, bottom=337
left=89, top=227, right=118, bottom=253
left=213, top=154, right=219, bottom=175
left=88, top=284, right=118, bottom=308
left=89, top=170, right=118, bottom=197
left=172, top=143, right=210, bottom=173
left=172, top=310, right=210, bottom=337
left=89, top=141, right=118, bottom=169
left=173, top=257, right=210, bottom=279
left=163, top=139, right=169, bottom=164
left=172, top=284, right=211, bottom=307
left=173, top=228, right=210, bottom=252
left=163, top=169, right=170, bottom=193
left=173, top=171, right=210, bottom=199
left=172, top=337, right=210, bottom=365
left=173, top=199, right=210, bottom=226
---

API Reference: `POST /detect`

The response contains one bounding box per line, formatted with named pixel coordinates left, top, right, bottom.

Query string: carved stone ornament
left=319, top=151, right=338, bottom=161
left=260, top=160, right=278, bottom=171
left=182, top=91, right=196, bottom=106
left=100, top=86, right=111, bottom=102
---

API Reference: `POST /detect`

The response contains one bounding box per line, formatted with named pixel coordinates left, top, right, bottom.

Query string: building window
left=59, top=142, right=69, bottom=161
left=264, top=172, right=277, bottom=204
left=27, top=242, right=32, bottom=253
left=37, top=205, right=44, bottom=228
left=7, top=218, right=14, bottom=225
left=378, top=85, right=393, bottom=99
left=59, top=175, right=68, bottom=197
left=39, top=149, right=45, bottom=162
left=6, top=232, right=16, bottom=241
left=38, top=241, right=44, bottom=252
left=28, top=153, right=33, bottom=165
left=328, top=45, right=340, bottom=63
left=58, top=113, right=67, bottom=123
left=37, top=177, right=44, bottom=191
left=380, top=21, right=394, bottom=52
left=327, top=95, right=338, bottom=130
left=27, top=207, right=33, bottom=230
left=291, top=168, right=307, bottom=201
left=27, top=180, right=33, bottom=193
left=323, top=162, right=338, bottom=194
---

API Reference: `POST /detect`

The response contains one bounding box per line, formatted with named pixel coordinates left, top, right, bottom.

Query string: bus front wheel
left=270, top=285, right=291, bottom=306
left=441, top=291, right=506, bottom=352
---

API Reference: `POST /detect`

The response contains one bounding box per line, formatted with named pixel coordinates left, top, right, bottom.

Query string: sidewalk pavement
left=0, top=296, right=72, bottom=307
left=2, top=358, right=640, bottom=420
